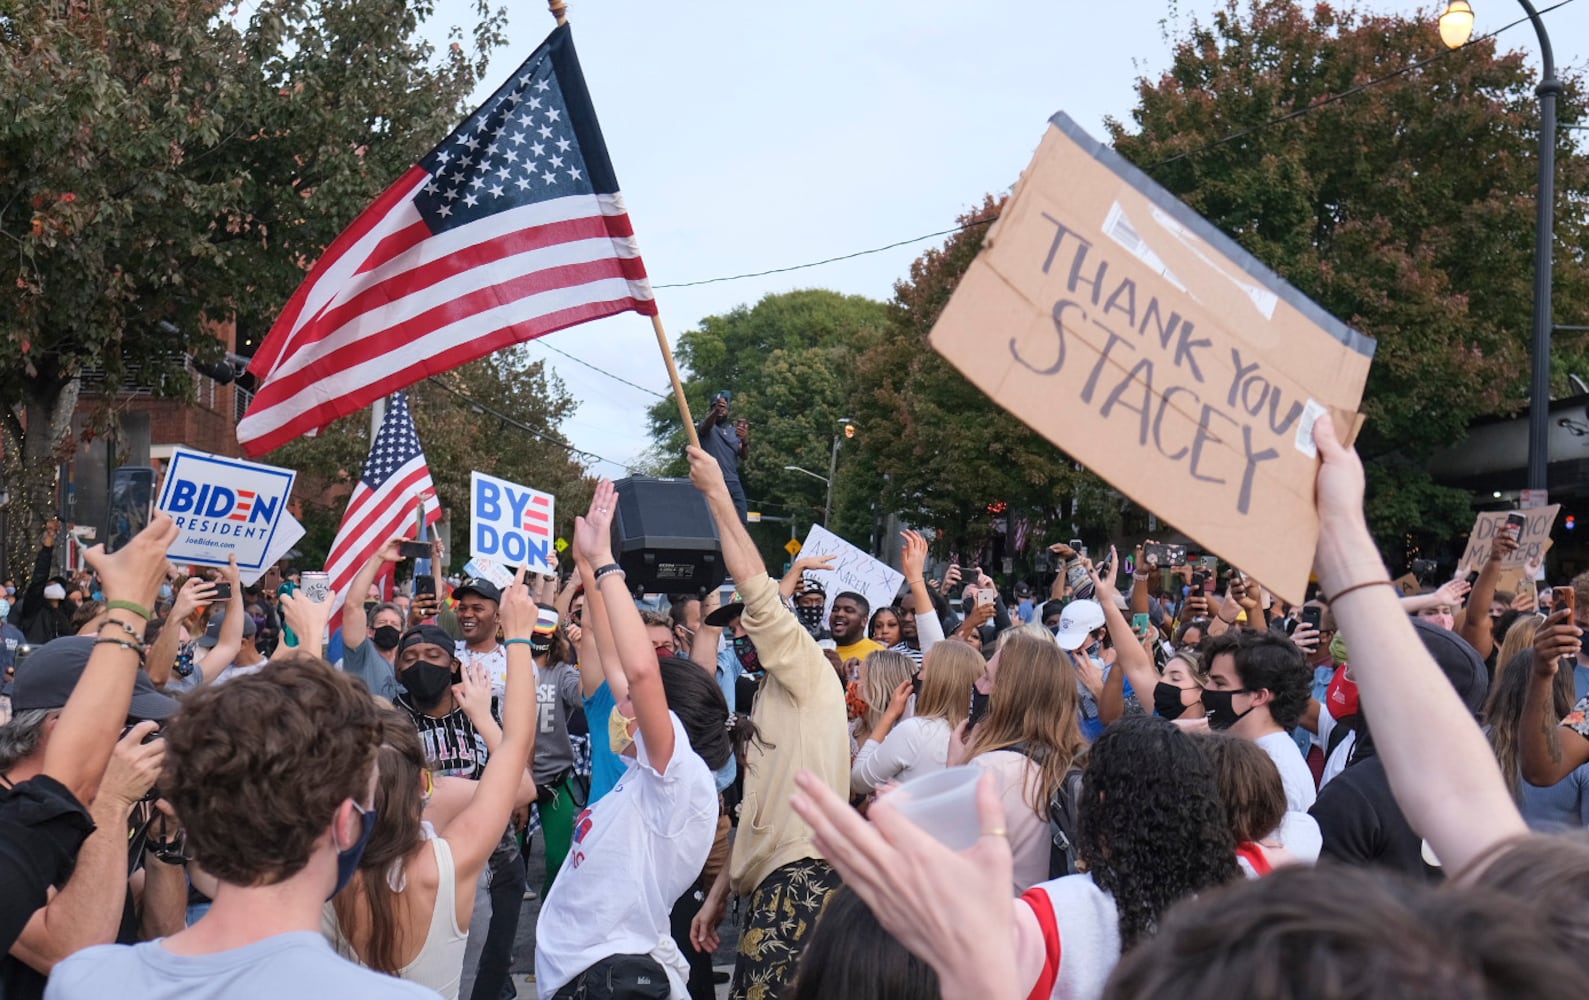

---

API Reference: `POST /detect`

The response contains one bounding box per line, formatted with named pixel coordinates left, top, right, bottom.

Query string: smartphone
left=106, top=466, right=156, bottom=554
left=1132, top=612, right=1150, bottom=633
left=1506, top=512, right=1527, bottom=539
left=817, top=638, right=837, bottom=651
left=1144, top=543, right=1166, bottom=567
left=1555, top=586, right=1578, bottom=672
left=1191, top=571, right=1207, bottom=593
left=1202, top=573, right=1217, bottom=595
left=977, top=588, right=996, bottom=608
left=399, top=540, right=432, bottom=559
left=967, top=688, right=990, bottom=730
left=211, top=582, right=233, bottom=601
left=1301, top=605, right=1323, bottom=631
left=415, top=574, right=436, bottom=598
left=1068, top=538, right=1084, bottom=553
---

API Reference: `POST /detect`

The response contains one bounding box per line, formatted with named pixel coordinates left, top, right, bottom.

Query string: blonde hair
left=915, top=641, right=984, bottom=727
left=1166, top=649, right=1208, bottom=689
left=965, top=632, right=1088, bottom=816
left=861, top=650, right=917, bottom=732
left=1493, top=615, right=1542, bottom=690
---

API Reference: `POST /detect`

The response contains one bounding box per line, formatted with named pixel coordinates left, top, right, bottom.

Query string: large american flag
left=237, top=24, right=654, bottom=456
left=325, top=392, right=442, bottom=628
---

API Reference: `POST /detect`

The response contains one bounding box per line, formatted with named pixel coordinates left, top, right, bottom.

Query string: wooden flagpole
left=545, top=0, right=700, bottom=449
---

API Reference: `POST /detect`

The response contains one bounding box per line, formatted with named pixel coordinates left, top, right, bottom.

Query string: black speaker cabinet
left=609, top=476, right=725, bottom=595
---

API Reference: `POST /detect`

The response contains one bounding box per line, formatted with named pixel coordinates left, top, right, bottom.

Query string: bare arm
left=12, top=724, right=164, bottom=972
left=45, top=515, right=177, bottom=804
left=1519, top=614, right=1589, bottom=786
left=137, top=855, right=187, bottom=941
left=686, top=447, right=768, bottom=588
left=344, top=539, right=404, bottom=651
left=145, top=578, right=213, bottom=687
left=1311, top=414, right=1528, bottom=880
left=899, top=531, right=940, bottom=652
left=443, top=568, right=538, bottom=882
left=578, top=481, right=676, bottom=773
left=580, top=556, right=628, bottom=703
left=192, top=558, right=246, bottom=680
left=1459, top=540, right=1512, bottom=662
left=1089, top=550, right=1156, bottom=715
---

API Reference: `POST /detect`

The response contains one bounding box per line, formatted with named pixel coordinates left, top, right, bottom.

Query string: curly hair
left=161, top=651, right=381, bottom=887
left=1078, top=715, right=1239, bottom=949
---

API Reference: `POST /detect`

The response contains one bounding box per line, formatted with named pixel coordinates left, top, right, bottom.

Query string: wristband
left=594, top=563, right=625, bottom=585
left=100, top=618, right=145, bottom=641
left=94, top=636, right=147, bottom=662
left=107, top=599, right=152, bottom=621
left=504, top=638, right=535, bottom=650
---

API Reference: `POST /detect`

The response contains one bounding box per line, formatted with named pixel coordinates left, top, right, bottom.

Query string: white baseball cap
left=1053, top=599, right=1106, bottom=651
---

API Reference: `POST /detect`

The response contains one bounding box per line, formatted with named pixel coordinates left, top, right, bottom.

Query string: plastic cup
left=885, top=765, right=983, bottom=851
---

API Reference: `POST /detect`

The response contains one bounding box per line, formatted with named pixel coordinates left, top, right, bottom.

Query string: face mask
left=1327, top=669, right=1360, bottom=718
left=372, top=625, right=402, bottom=651
left=795, top=604, right=824, bottom=635
left=158, top=584, right=173, bottom=602
left=1153, top=681, right=1190, bottom=720
left=400, top=661, right=454, bottom=708
left=0, top=598, right=9, bottom=620
left=608, top=708, right=636, bottom=755
left=174, top=641, right=195, bottom=678
left=329, top=805, right=378, bottom=899
left=968, top=688, right=991, bottom=728
left=731, top=634, right=761, bottom=672
left=1201, top=688, right=1254, bottom=732
left=1085, top=639, right=1103, bottom=660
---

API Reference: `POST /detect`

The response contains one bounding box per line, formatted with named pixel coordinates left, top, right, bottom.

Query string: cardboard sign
left=1456, top=506, right=1559, bottom=575
left=799, top=525, right=905, bottom=624
left=156, top=447, right=298, bottom=578
left=928, top=113, right=1375, bottom=604
left=463, top=557, right=515, bottom=590
left=470, top=471, right=555, bottom=574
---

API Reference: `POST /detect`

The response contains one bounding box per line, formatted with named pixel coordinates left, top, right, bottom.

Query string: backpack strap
left=1019, top=886, right=1062, bottom=1000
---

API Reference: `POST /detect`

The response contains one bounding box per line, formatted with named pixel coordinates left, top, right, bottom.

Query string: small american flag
left=324, top=392, right=441, bottom=628
left=238, top=24, right=654, bottom=456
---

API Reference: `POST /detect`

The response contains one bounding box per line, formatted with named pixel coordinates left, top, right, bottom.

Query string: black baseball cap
left=705, top=602, right=745, bottom=628
left=196, top=609, right=257, bottom=649
left=11, top=636, right=178, bottom=720
left=453, top=578, right=502, bottom=604
left=398, top=624, right=456, bottom=655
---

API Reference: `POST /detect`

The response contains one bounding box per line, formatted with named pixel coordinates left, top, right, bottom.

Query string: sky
left=413, top=0, right=1589, bottom=478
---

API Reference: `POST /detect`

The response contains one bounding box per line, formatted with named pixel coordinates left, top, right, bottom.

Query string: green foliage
left=0, top=0, right=507, bottom=553
left=646, top=289, right=889, bottom=560
left=268, top=350, right=590, bottom=572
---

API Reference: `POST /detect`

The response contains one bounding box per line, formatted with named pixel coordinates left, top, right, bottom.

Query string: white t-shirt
left=851, top=717, right=952, bottom=795
left=1253, top=729, right=1322, bottom=862
left=534, top=712, right=717, bottom=999
left=1315, top=702, right=1357, bottom=789
left=455, top=640, right=508, bottom=701
left=211, top=656, right=268, bottom=686
left=44, top=931, right=433, bottom=1000
left=1017, top=874, right=1121, bottom=1000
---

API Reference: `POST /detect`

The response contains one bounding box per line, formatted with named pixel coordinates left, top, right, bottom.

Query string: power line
left=421, top=376, right=635, bottom=473
left=634, top=0, right=1576, bottom=291
left=531, top=340, right=668, bottom=399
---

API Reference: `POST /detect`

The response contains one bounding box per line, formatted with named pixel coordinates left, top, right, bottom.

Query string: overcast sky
left=414, top=0, right=1588, bottom=477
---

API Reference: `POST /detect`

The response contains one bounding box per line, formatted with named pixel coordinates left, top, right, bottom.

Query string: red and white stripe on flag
left=324, top=459, right=441, bottom=632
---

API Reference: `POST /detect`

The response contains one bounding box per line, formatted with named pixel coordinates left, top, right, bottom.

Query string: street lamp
left=1440, top=0, right=1561, bottom=493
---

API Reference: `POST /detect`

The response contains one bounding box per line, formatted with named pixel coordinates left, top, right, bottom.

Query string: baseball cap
left=531, top=606, right=560, bottom=653
left=705, top=602, right=745, bottom=628
left=1053, top=599, right=1106, bottom=651
left=398, top=624, right=456, bottom=655
left=454, top=578, right=502, bottom=604
left=11, top=636, right=178, bottom=720
left=196, top=609, right=257, bottom=649
left=1412, top=618, right=1489, bottom=718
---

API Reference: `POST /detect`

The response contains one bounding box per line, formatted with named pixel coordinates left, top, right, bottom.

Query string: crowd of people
left=4, top=414, right=1589, bottom=999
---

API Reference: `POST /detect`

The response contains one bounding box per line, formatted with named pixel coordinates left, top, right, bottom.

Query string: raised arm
left=145, top=577, right=214, bottom=687
left=273, top=590, right=329, bottom=661
left=780, top=555, right=837, bottom=602
left=1089, top=548, right=1155, bottom=720
left=444, top=567, right=539, bottom=880
left=344, top=538, right=404, bottom=651
left=1519, top=612, right=1589, bottom=786
left=579, top=553, right=628, bottom=703
left=1459, top=539, right=1513, bottom=661
left=687, top=446, right=767, bottom=587
left=1311, top=414, right=1528, bottom=879
left=577, top=480, right=675, bottom=773
left=45, top=514, right=177, bottom=805
left=192, top=557, right=245, bottom=679
left=900, top=531, right=943, bottom=652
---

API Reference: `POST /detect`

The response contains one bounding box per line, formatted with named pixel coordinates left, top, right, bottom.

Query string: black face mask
left=731, top=634, right=761, bottom=672
left=371, top=625, right=402, bottom=651
left=1201, top=688, right=1254, bottom=731
left=1153, top=681, right=1189, bottom=720
left=968, top=688, right=991, bottom=729
left=400, top=662, right=454, bottom=708
left=795, top=605, right=824, bottom=635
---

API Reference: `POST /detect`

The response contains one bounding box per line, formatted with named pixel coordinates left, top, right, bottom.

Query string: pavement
left=458, top=833, right=741, bottom=999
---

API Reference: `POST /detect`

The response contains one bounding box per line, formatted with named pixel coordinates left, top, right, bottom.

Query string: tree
left=646, top=289, right=889, bottom=560
left=848, top=199, right=1133, bottom=562
left=0, top=0, right=506, bottom=556
left=269, top=349, right=591, bottom=572
left=1106, top=0, right=1589, bottom=550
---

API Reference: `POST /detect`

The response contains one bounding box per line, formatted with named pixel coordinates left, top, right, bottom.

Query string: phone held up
left=398, top=540, right=432, bottom=559
left=1554, top=586, right=1578, bottom=673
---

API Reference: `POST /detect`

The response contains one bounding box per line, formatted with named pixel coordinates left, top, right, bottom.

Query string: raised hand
left=1533, top=608, right=1581, bottom=679
left=171, top=576, right=216, bottom=622
left=686, top=445, right=730, bottom=501
left=452, top=660, right=494, bottom=720
left=572, top=480, right=618, bottom=567
left=499, top=565, right=536, bottom=641
left=84, top=511, right=179, bottom=611
left=1434, top=577, right=1472, bottom=609
left=900, top=531, right=929, bottom=580
left=1291, top=622, right=1322, bottom=655
left=1088, top=545, right=1120, bottom=591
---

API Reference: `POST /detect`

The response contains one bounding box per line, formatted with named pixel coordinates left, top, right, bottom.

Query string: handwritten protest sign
left=156, top=448, right=298, bottom=580
left=1457, top=506, right=1558, bottom=579
left=470, top=471, right=555, bottom=574
left=799, top=525, right=905, bottom=623
left=929, top=113, right=1375, bottom=604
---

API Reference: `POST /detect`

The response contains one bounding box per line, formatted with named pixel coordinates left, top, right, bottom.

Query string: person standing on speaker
left=683, top=446, right=849, bottom=1000
left=697, top=390, right=750, bottom=524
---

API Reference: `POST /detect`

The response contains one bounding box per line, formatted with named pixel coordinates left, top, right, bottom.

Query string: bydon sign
left=470, top=471, right=555, bottom=574
left=157, top=448, right=297, bottom=572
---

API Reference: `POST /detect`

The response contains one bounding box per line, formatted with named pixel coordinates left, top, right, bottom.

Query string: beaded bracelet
left=100, top=618, right=145, bottom=641
left=94, top=636, right=147, bottom=663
